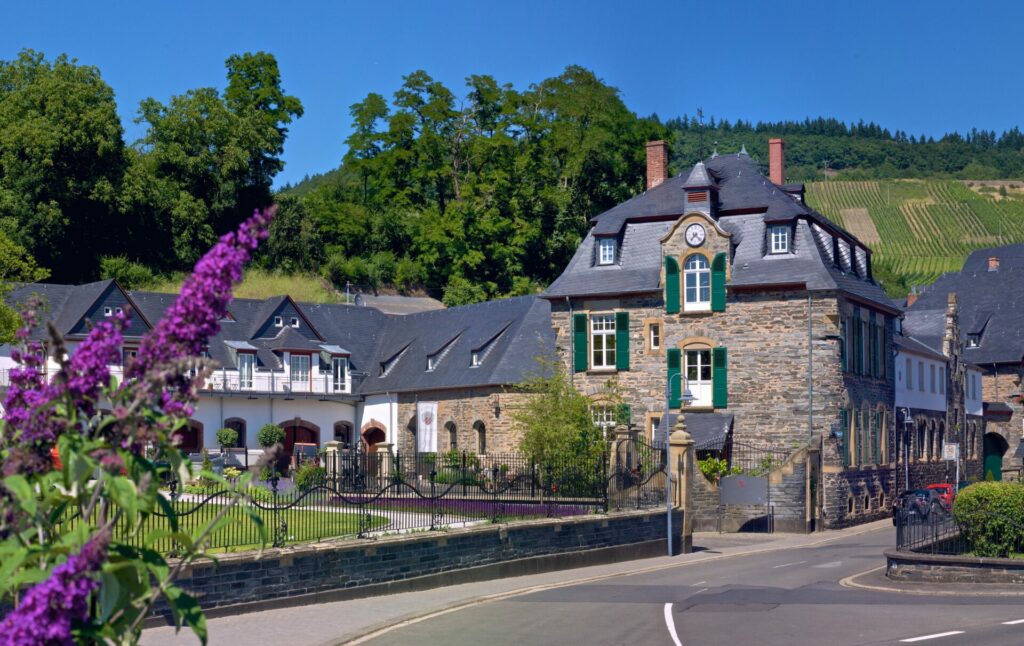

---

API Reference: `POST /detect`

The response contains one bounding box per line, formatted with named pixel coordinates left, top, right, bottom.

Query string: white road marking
left=689, top=581, right=707, bottom=586
left=693, top=588, right=708, bottom=594
left=1002, top=619, right=1024, bottom=625
left=772, top=560, right=807, bottom=569
left=664, top=603, right=683, bottom=646
left=899, top=631, right=965, bottom=642
left=813, top=560, right=843, bottom=568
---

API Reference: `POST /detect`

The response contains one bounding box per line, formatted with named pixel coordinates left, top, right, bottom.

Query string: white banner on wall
left=416, top=401, right=438, bottom=452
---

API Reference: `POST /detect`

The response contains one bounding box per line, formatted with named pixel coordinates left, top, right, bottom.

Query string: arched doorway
left=279, top=418, right=320, bottom=470
left=173, top=420, right=203, bottom=454
left=983, top=432, right=1009, bottom=481
left=362, top=425, right=386, bottom=451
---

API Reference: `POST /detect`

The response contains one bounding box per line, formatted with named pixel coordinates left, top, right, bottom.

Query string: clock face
left=685, top=223, right=706, bottom=247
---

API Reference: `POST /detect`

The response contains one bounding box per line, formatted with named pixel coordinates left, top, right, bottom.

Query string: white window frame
left=471, top=351, right=482, bottom=367
left=290, top=354, right=310, bottom=384
left=597, top=238, right=616, bottom=265
left=238, top=353, right=255, bottom=389
left=274, top=316, right=283, bottom=328
left=103, top=307, right=113, bottom=317
left=290, top=317, right=299, bottom=328
left=591, top=405, right=615, bottom=431
left=967, top=334, right=980, bottom=348
left=649, top=323, right=661, bottom=351
left=684, top=348, right=713, bottom=407
left=427, top=354, right=439, bottom=371
left=683, top=254, right=711, bottom=312
left=590, top=314, right=617, bottom=370
left=769, top=225, right=790, bottom=254
left=332, top=356, right=348, bottom=391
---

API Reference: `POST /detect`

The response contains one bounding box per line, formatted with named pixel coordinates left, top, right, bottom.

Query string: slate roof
left=5, top=282, right=554, bottom=397
left=655, top=412, right=734, bottom=449
left=962, top=243, right=1024, bottom=273
left=545, top=150, right=896, bottom=312
left=907, top=261, right=1024, bottom=365
left=894, top=333, right=946, bottom=361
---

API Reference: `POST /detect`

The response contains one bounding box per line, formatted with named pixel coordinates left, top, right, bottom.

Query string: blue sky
left=5, top=0, right=1022, bottom=187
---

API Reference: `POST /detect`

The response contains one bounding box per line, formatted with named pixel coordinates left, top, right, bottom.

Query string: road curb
left=341, top=521, right=892, bottom=645
left=840, top=565, right=1024, bottom=597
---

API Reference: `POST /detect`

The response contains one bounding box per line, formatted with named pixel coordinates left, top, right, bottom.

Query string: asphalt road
left=357, top=527, right=1024, bottom=646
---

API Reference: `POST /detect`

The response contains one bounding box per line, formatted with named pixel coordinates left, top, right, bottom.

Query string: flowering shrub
left=0, top=208, right=275, bottom=645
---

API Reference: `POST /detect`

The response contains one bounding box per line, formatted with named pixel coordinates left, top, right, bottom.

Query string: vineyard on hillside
left=805, top=179, right=1024, bottom=293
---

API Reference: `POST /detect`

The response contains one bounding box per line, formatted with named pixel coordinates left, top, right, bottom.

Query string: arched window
left=333, top=421, right=353, bottom=448
left=916, top=419, right=926, bottom=462
left=936, top=421, right=945, bottom=458
left=683, top=254, right=711, bottom=311
left=446, top=421, right=458, bottom=451
left=474, top=421, right=486, bottom=454
left=927, top=420, right=936, bottom=461
left=859, top=407, right=870, bottom=466
left=224, top=418, right=246, bottom=448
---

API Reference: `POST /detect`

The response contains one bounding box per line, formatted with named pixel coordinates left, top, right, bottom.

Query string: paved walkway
left=142, top=521, right=893, bottom=646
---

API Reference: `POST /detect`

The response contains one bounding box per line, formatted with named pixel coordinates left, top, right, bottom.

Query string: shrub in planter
left=257, top=423, right=284, bottom=448
left=216, top=427, right=239, bottom=450
left=952, top=481, right=1024, bottom=557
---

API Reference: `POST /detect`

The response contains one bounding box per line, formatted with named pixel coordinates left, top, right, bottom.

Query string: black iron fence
left=894, top=511, right=963, bottom=555
left=895, top=506, right=1024, bottom=557
left=63, top=439, right=667, bottom=554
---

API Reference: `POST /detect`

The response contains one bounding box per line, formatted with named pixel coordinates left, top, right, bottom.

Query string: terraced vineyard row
left=806, top=179, right=1024, bottom=292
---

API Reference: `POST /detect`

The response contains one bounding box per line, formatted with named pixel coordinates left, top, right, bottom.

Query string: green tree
left=0, top=50, right=126, bottom=281
left=513, top=356, right=609, bottom=465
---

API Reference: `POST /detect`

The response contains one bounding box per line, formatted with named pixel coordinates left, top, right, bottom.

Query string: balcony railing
left=203, top=370, right=352, bottom=396
left=0, top=367, right=351, bottom=397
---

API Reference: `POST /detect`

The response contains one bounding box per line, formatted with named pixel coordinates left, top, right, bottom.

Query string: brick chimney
left=769, top=138, right=785, bottom=185
left=646, top=140, right=669, bottom=189
left=988, top=256, right=1000, bottom=272
left=906, top=287, right=919, bottom=308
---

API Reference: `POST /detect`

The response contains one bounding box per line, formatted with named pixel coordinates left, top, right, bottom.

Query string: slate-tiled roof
left=656, top=412, right=734, bottom=449
left=5, top=283, right=554, bottom=396
left=962, top=243, right=1024, bottom=273
left=546, top=150, right=895, bottom=312
left=908, top=263, right=1024, bottom=365
left=895, top=333, right=946, bottom=361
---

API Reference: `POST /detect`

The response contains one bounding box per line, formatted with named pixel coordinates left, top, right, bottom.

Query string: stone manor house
left=2, top=138, right=1012, bottom=530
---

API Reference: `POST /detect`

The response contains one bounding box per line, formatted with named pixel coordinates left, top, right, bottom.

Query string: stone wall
left=393, top=388, right=537, bottom=456
left=156, top=510, right=681, bottom=618
left=886, top=550, right=1024, bottom=584
left=982, top=365, right=1023, bottom=470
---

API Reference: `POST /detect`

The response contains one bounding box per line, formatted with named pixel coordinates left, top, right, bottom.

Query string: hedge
left=952, top=482, right=1024, bottom=558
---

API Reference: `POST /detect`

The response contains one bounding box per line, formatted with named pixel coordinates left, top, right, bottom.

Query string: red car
left=926, top=483, right=955, bottom=510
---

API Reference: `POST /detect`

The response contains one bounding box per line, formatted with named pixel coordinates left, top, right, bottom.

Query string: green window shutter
left=615, top=311, right=630, bottom=371
left=616, top=403, right=631, bottom=426
left=711, top=252, right=727, bottom=312
left=712, top=346, right=728, bottom=408
left=665, top=257, right=680, bottom=314
left=667, top=349, right=681, bottom=408
left=573, top=313, right=588, bottom=373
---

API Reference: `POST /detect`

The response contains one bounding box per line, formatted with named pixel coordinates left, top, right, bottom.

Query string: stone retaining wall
left=155, top=509, right=681, bottom=620
left=885, top=549, right=1024, bottom=584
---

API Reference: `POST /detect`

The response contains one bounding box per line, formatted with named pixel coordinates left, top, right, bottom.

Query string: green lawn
left=111, top=502, right=388, bottom=553
left=145, top=268, right=344, bottom=304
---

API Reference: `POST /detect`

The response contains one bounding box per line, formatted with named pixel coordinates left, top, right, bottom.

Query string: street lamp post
left=665, top=371, right=696, bottom=556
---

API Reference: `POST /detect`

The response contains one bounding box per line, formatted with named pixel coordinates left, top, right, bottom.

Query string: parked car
left=926, top=483, right=956, bottom=511
left=892, top=489, right=947, bottom=525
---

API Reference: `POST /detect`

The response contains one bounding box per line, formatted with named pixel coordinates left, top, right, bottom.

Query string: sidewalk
left=141, top=521, right=891, bottom=646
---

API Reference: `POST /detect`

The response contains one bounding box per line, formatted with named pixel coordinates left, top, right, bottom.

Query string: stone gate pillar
left=669, top=415, right=695, bottom=554
left=324, top=441, right=341, bottom=482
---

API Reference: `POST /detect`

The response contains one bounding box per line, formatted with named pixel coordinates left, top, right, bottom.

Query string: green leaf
left=165, top=585, right=208, bottom=645
left=3, top=475, right=36, bottom=515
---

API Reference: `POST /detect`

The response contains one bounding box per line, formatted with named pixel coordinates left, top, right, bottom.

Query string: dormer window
left=966, top=333, right=981, bottom=348
left=769, top=225, right=790, bottom=254
left=598, top=238, right=616, bottom=265
left=289, top=317, right=299, bottom=328
left=115, top=307, right=123, bottom=315
left=103, top=307, right=113, bottom=317
left=274, top=316, right=283, bottom=327
left=427, top=355, right=439, bottom=371
left=471, top=351, right=482, bottom=367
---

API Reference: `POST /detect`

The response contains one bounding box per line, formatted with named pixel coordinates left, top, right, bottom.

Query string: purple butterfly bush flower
left=0, top=530, right=109, bottom=646
left=127, top=208, right=273, bottom=418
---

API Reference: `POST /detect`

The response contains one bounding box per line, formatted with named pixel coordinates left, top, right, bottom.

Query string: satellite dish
left=353, top=294, right=364, bottom=307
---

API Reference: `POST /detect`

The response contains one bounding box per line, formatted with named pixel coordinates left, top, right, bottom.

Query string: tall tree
left=0, top=50, right=125, bottom=281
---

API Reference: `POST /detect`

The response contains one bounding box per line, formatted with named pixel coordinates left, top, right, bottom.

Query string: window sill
left=586, top=368, right=618, bottom=376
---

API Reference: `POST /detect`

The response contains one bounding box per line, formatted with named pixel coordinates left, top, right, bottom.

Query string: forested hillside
left=3, top=49, right=1024, bottom=305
